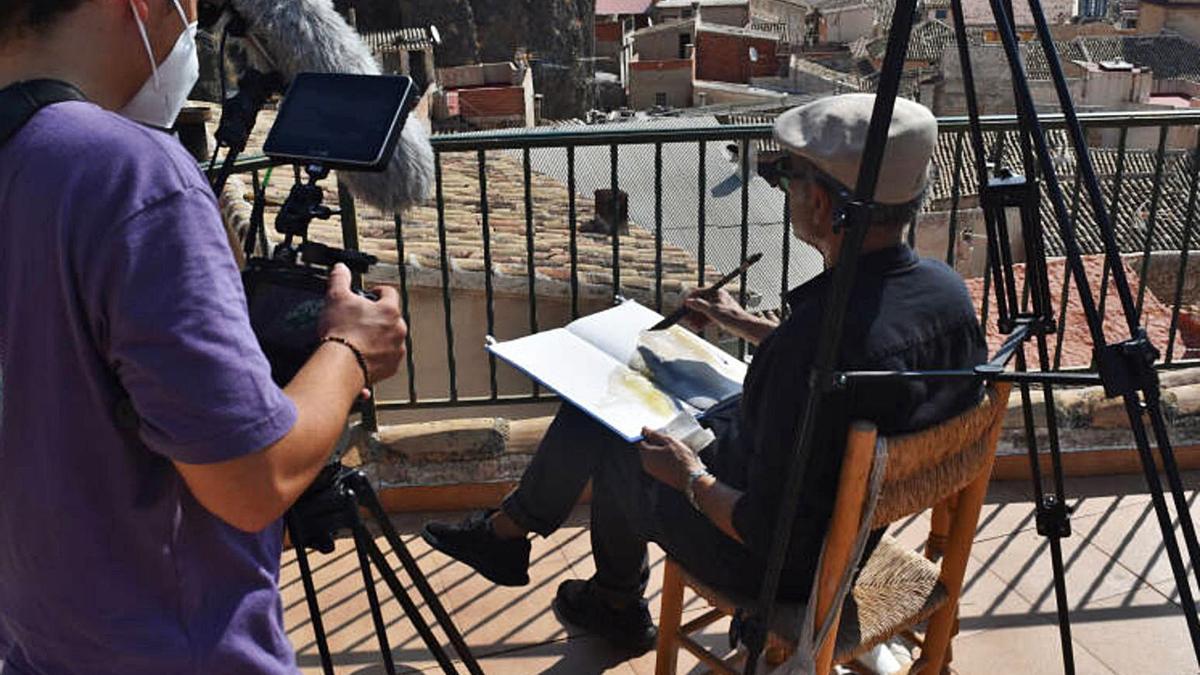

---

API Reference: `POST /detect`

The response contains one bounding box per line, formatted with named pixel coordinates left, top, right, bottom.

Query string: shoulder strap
left=0, top=79, right=87, bottom=147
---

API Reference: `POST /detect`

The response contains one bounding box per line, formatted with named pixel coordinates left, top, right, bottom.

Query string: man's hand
left=318, top=263, right=407, bottom=385
left=638, top=427, right=705, bottom=492
left=638, top=427, right=745, bottom=543
left=680, top=286, right=780, bottom=346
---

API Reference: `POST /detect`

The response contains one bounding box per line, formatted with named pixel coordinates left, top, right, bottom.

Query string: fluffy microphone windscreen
left=227, top=0, right=435, bottom=212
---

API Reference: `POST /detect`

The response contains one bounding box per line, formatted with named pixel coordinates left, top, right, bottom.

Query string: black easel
left=740, top=0, right=1200, bottom=670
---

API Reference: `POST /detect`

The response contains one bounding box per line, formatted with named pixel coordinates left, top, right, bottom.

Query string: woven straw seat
left=655, top=383, right=1011, bottom=675
left=677, top=535, right=945, bottom=662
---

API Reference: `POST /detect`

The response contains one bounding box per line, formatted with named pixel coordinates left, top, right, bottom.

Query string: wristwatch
left=685, top=466, right=712, bottom=511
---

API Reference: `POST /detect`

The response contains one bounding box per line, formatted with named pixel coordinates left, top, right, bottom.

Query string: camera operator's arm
left=174, top=264, right=406, bottom=533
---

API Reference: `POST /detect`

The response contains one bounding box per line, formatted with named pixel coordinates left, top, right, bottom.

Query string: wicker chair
left=654, top=382, right=1012, bottom=675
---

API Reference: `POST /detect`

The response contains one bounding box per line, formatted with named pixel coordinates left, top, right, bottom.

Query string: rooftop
left=359, top=26, right=439, bottom=53
left=595, top=0, right=655, bottom=15
left=655, top=0, right=749, bottom=6
left=216, top=108, right=729, bottom=308
left=925, top=127, right=1200, bottom=256
left=280, top=473, right=1200, bottom=673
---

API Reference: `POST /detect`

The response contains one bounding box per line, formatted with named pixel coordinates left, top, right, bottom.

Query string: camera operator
left=0, top=1, right=408, bottom=673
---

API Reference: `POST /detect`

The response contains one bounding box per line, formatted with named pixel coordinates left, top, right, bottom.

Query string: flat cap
left=773, top=93, right=937, bottom=205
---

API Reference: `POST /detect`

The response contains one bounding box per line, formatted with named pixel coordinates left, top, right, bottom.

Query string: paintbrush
left=648, top=252, right=763, bottom=331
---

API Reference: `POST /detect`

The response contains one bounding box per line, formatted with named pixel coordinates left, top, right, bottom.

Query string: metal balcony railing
left=223, top=109, right=1200, bottom=415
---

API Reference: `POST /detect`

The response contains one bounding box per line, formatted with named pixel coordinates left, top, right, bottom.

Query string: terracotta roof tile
left=213, top=107, right=719, bottom=306
left=964, top=255, right=1187, bottom=368
left=927, top=126, right=1200, bottom=256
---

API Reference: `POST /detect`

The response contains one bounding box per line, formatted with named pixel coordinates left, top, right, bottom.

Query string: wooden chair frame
left=655, top=383, right=1012, bottom=675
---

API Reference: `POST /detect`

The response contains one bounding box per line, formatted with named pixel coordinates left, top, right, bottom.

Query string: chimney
left=534, top=94, right=544, bottom=125
left=584, top=189, right=630, bottom=235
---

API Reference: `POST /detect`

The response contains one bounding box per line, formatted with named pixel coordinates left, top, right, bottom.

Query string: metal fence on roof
left=221, top=109, right=1200, bottom=413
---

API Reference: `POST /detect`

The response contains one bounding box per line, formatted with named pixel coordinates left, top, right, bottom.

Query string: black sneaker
left=552, top=579, right=658, bottom=653
left=421, top=510, right=531, bottom=586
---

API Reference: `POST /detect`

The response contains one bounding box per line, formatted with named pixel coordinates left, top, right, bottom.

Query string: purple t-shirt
left=0, top=101, right=299, bottom=673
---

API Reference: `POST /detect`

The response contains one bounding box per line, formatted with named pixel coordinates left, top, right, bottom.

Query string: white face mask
left=121, top=0, right=199, bottom=129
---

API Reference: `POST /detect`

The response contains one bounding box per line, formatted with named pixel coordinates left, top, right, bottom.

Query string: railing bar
left=523, top=147, right=540, bottom=398
left=392, top=212, right=418, bottom=404
left=568, top=145, right=580, bottom=320
left=738, top=138, right=750, bottom=361
left=434, top=152, right=459, bottom=402
left=478, top=150, right=498, bottom=400
left=1053, top=169, right=1083, bottom=371
left=1135, top=125, right=1170, bottom=323
left=945, top=130, right=965, bottom=267
left=1167, top=140, right=1200, bottom=363
left=781, top=191, right=792, bottom=320
left=335, top=183, right=378, bottom=430
left=1098, top=127, right=1128, bottom=324
left=980, top=258, right=992, bottom=331
left=655, top=142, right=664, bottom=312
left=424, top=112, right=1200, bottom=152
left=374, top=394, right=561, bottom=411
left=698, top=141, right=708, bottom=286
left=610, top=144, right=621, bottom=299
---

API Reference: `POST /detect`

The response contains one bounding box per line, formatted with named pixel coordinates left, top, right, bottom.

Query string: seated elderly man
left=423, top=94, right=987, bottom=652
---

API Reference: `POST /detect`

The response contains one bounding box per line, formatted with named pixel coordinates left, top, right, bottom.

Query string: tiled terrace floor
left=280, top=472, right=1200, bottom=674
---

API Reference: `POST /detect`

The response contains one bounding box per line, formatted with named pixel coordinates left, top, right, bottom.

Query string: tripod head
left=270, top=163, right=378, bottom=275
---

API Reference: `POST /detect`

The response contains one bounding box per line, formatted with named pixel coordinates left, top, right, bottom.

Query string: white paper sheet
left=487, top=328, right=683, bottom=441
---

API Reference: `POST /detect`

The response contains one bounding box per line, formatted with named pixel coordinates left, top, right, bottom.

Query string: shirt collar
left=786, top=244, right=920, bottom=310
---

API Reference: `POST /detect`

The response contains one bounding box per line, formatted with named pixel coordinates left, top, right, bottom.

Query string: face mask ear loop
left=170, top=0, right=190, bottom=30
left=129, top=1, right=161, bottom=91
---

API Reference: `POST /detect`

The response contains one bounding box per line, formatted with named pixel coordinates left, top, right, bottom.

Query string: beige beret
left=773, top=93, right=937, bottom=205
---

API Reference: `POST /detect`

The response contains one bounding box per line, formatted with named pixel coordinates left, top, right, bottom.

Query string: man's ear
left=128, top=0, right=151, bottom=22
left=809, top=181, right=834, bottom=231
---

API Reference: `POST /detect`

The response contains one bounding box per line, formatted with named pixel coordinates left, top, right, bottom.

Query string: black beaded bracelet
left=320, top=336, right=370, bottom=388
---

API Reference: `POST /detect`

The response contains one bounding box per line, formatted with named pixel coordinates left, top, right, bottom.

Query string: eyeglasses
left=761, top=158, right=807, bottom=193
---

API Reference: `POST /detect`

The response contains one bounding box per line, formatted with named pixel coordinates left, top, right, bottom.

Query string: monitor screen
left=264, top=73, right=414, bottom=171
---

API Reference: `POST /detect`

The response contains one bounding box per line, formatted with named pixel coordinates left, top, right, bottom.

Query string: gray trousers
left=501, top=404, right=773, bottom=605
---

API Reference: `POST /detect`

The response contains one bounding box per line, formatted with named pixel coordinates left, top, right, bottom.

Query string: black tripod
left=285, top=462, right=485, bottom=675
left=739, top=0, right=1200, bottom=670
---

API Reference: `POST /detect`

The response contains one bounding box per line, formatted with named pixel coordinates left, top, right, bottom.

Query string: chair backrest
left=811, top=382, right=1012, bottom=669
left=871, top=383, right=1011, bottom=528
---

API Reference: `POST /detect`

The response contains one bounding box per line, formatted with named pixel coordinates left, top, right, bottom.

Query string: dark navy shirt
left=702, top=244, right=987, bottom=598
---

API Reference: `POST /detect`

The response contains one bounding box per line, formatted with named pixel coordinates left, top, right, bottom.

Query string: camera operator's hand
left=318, top=263, right=407, bottom=386
left=680, top=287, right=778, bottom=346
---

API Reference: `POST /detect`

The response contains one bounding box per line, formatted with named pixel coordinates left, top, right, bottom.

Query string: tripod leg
left=1013, top=347, right=1077, bottom=675
left=352, top=525, right=398, bottom=675
left=1146, top=403, right=1200, bottom=599
left=357, top=529, right=462, bottom=675
left=1124, top=405, right=1200, bottom=661
left=286, top=514, right=335, bottom=675
left=351, top=474, right=486, bottom=675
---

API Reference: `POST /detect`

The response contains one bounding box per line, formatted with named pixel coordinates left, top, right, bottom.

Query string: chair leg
left=915, top=464, right=994, bottom=674
left=655, top=558, right=686, bottom=675
left=925, top=495, right=956, bottom=562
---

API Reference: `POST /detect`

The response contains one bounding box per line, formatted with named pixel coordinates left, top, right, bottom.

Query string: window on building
left=983, top=29, right=1000, bottom=43
left=935, top=8, right=948, bottom=18
left=655, top=92, right=668, bottom=107
left=682, top=8, right=694, bottom=18
left=679, top=34, right=692, bottom=59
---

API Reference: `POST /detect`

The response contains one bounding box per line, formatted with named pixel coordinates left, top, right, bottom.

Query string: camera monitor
left=264, top=72, right=415, bottom=172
